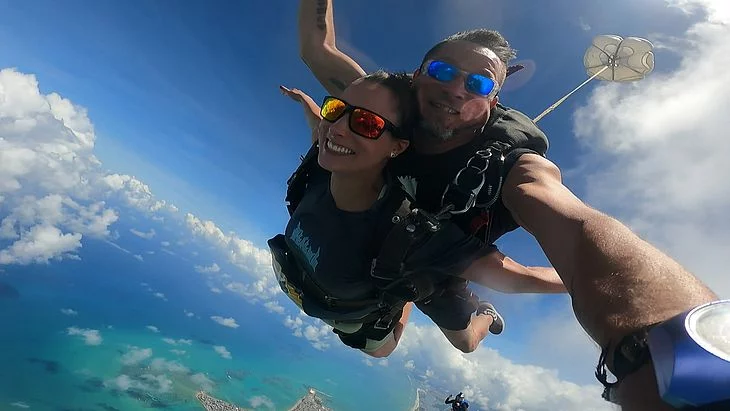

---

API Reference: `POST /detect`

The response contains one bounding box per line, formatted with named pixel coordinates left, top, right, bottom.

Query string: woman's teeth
left=326, top=139, right=354, bottom=155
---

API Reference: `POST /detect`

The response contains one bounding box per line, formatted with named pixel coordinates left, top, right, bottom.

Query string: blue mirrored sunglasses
left=423, top=60, right=498, bottom=97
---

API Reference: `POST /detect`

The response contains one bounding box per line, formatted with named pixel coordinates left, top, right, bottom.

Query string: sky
left=0, top=0, right=729, bottom=410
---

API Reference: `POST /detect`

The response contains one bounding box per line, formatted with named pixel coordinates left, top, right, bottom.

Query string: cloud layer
left=573, top=0, right=730, bottom=297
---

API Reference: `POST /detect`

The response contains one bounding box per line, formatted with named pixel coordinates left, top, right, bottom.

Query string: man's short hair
left=423, top=29, right=517, bottom=67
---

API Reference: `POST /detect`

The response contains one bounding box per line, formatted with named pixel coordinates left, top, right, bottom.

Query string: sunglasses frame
left=319, top=96, right=403, bottom=140
left=421, top=59, right=500, bottom=98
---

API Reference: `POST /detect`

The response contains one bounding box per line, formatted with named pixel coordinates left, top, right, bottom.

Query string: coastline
left=410, top=388, right=425, bottom=411
left=196, top=388, right=331, bottom=411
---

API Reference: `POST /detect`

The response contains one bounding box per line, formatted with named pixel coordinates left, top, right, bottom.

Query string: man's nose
left=440, top=75, right=469, bottom=100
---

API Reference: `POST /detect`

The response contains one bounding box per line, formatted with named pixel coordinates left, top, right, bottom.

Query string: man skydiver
left=297, top=1, right=721, bottom=410
left=445, top=392, right=469, bottom=410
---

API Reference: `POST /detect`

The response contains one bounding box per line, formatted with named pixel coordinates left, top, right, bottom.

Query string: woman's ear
left=393, top=139, right=410, bottom=157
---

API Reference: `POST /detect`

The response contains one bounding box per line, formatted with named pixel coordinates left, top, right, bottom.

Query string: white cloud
left=0, top=224, right=82, bottom=265
left=105, top=373, right=173, bottom=394
left=209, top=286, right=222, bottom=294
left=101, top=174, right=177, bottom=215
left=160, top=241, right=170, bottom=247
left=120, top=347, right=153, bottom=365
left=404, top=360, right=415, bottom=370
left=130, top=228, right=156, bottom=239
left=378, top=359, right=388, bottom=367
left=10, top=402, right=29, bottom=409
left=395, top=325, right=611, bottom=411
left=60, top=308, right=78, bottom=316
left=162, top=338, right=192, bottom=346
left=0, top=67, right=185, bottom=266
left=185, top=214, right=279, bottom=300
left=150, top=357, right=189, bottom=373
left=573, top=0, right=730, bottom=298
left=210, top=315, right=239, bottom=329
left=170, top=349, right=186, bottom=356
left=133, top=254, right=143, bottom=261
left=190, top=373, right=215, bottom=392
left=264, top=301, right=285, bottom=314
left=0, top=69, right=129, bottom=264
left=195, top=262, right=220, bottom=274
left=578, top=16, right=591, bottom=31
left=249, top=395, right=274, bottom=409
left=184, top=309, right=195, bottom=318
left=67, top=326, right=102, bottom=346
left=363, top=358, right=373, bottom=367
left=153, top=292, right=166, bottom=301
left=213, top=345, right=232, bottom=359
left=146, top=325, right=160, bottom=333
left=283, top=315, right=332, bottom=351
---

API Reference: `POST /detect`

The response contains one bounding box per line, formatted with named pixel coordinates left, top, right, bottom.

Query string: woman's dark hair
left=356, top=70, right=417, bottom=141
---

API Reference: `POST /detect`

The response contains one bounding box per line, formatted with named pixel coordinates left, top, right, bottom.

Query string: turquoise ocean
left=0, top=218, right=416, bottom=411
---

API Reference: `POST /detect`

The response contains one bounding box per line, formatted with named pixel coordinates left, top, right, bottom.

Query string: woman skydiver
left=269, top=71, right=509, bottom=357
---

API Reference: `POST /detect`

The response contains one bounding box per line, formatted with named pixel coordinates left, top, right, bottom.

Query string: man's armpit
left=328, top=77, right=348, bottom=91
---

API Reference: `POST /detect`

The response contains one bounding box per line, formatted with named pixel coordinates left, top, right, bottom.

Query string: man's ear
left=490, top=95, right=499, bottom=109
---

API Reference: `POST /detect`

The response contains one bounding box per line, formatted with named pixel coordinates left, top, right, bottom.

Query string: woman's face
left=317, top=81, right=409, bottom=175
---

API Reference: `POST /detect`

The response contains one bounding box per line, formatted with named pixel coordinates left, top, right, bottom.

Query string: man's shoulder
left=485, top=104, right=549, bottom=155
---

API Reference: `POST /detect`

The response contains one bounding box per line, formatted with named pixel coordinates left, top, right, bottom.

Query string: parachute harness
left=279, top=133, right=515, bottom=349
left=594, top=325, right=658, bottom=404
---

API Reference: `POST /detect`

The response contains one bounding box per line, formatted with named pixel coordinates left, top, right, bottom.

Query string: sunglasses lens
left=466, top=74, right=496, bottom=96
left=427, top=60, right=456, bottom=82
left=321, top=97, right=346, bottom=121
left=351, top=109, right=386, bottom=139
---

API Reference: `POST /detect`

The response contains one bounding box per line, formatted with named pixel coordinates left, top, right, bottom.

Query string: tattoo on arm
left=329, top=77, right=347, bottom=91
left=316, top=0, right=327, bottom=30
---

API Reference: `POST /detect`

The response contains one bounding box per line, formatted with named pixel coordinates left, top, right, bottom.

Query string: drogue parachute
left=533, top=34, right=655, bottom=123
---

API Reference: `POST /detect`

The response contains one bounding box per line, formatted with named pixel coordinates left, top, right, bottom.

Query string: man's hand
left=298, top=0, right=365, bottom=96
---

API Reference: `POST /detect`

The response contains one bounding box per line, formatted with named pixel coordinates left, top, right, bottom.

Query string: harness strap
left=370, top=196, right=444, bottom=302
left=285, top=143, right=320, bottom=216
left=439, top=140, right=511, bottom=217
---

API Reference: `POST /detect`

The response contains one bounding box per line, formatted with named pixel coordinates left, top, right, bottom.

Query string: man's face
left=413, top=40, right=506, bottom=141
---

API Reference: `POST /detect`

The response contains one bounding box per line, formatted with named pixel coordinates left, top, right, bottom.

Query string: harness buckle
left=373, top=315, right=395, bottom=330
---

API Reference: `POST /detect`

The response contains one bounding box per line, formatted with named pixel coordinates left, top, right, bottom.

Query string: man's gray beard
left=418, top=118, right=454, bottom=142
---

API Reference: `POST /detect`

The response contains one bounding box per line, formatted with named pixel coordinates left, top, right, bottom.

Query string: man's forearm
left=298, top=0, right=365, bottom=96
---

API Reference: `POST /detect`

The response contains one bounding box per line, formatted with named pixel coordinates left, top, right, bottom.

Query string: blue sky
left=1, top=0, right=728, bottom=409
left=0, top=0, right=696, bottom=244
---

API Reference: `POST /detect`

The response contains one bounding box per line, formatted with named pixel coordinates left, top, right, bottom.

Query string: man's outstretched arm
left=298, top=0, right=366, bottom=96
left=461, top=249, right=566, bottom=294
left=502, top=153, right=718, bottom=410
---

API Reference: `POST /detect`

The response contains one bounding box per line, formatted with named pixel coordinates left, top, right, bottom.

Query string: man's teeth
left=326, top=139, right=354, bottom=154
left=433, top=102, right=458, bottom=114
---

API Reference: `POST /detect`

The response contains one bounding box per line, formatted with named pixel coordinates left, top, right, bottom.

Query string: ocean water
left=0, top=231, right=415, bottom=411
